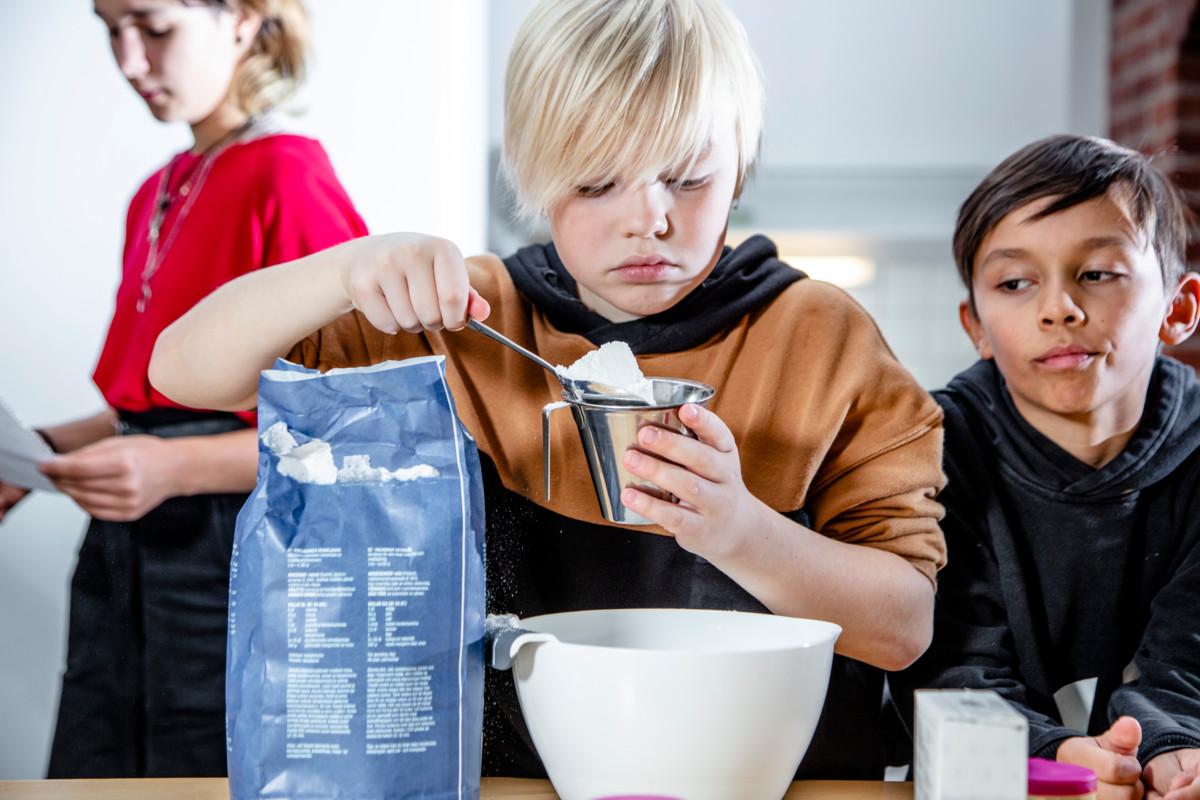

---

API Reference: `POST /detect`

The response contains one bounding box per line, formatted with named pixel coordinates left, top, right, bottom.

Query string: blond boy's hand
left=619, top=403, right=770, bottom=558
left=1144, top=749, right=1200, bottom=800
left=339, top=233, right=491, bottom=334
left=1057, top=716, right=1145, bottom=800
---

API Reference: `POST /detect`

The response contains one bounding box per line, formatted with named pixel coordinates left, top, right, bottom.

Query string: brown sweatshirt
left=287, top=238, right=946, bottom=779
left=290, top=252, right=946, bottom=581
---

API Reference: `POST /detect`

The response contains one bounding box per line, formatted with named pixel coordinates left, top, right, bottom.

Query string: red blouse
left=93, top=134, right=367, bottom=425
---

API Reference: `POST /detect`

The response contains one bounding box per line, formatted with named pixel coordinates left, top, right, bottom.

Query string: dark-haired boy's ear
left=1160, top=273, right=1200, bottom=347
left=958, top=300, right=993, bottom=359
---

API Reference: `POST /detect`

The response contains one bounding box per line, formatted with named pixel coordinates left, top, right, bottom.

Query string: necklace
left=135, top=117, right=260, bottom=313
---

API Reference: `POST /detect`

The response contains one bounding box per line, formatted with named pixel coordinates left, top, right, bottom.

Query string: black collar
left=503, top=234, right=805, bottom=355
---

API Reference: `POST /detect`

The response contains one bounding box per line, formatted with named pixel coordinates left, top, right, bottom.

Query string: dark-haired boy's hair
left=953, top=134, right=1190, bottom=307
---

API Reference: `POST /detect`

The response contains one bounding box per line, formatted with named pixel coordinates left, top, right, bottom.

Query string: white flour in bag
left=261, top=421, right=439, bottom=485
left=556, top=341, right=655, bottom=404
left=261, top=419, right=299, bottom=454
left=337, top=455, right=439, bottom=483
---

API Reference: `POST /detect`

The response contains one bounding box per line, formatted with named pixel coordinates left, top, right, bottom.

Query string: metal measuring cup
left=542, top=379, right=716, bottom=525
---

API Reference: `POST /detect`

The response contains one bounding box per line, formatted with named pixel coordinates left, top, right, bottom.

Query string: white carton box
left=915, top=689, right=1028, bottom=800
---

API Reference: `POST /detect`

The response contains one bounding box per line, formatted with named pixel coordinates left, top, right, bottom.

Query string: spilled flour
left=262, top=421, right=439, bottom=485
left=556, top=341, right=655, bottom=404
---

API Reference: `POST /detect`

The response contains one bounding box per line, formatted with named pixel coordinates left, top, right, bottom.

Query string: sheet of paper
left=0, top=398, right=58, bottom=492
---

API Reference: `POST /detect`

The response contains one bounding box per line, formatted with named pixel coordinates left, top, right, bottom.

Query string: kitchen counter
left=0, top=778, right=914, bottom=798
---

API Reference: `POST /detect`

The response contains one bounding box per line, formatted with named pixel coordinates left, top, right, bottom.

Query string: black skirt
left=47, top=410, right=250, bottom=778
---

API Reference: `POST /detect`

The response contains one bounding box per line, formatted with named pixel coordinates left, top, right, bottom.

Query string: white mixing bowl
left=499, top=608, right=841, bottom=800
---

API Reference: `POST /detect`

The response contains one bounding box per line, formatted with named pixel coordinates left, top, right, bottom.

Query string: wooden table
left=0, top=778, right=913, bottom=799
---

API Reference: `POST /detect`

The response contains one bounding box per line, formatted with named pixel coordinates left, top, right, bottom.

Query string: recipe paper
left=0, top=397, right=58, bottom=492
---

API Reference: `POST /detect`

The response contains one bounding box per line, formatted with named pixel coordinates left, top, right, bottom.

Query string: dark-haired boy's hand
left=1144, top=749, right=1200, bottom=800
left=1057, top=716, right=1145, bottom=800
left=619, top=403, right=770, bottom=558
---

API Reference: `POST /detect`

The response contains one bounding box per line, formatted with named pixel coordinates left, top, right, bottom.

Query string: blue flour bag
left=228, top=356, right=485, bottom=799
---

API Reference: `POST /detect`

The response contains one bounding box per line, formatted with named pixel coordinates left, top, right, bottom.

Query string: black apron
left=47, top=409, right=249, bottom=778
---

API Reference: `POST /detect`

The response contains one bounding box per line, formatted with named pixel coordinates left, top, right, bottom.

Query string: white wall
left=487, top=0, right=1109, bottom=389
left=487, top=0, right=1108, bottom=170
left=0, top=0, right=486, bottom=779
left=742, top=0, right=1104, bottom=170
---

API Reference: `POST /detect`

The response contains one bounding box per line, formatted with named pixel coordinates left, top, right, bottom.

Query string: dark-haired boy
left=892, top=135, right=1200, bottom=800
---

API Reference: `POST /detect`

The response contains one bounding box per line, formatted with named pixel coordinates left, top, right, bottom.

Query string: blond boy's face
left=963, top=191, right=1173, bottom=428
left=546, top=122, right=739, bottom=321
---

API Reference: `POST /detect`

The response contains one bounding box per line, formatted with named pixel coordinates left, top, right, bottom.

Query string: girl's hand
left=39, top=436, right=186, bottom=522
left=340, top=233, right=491, bottom=334
left=0, top=482, right=31, bottom=523
left=619, top=403, right=768, bottom=559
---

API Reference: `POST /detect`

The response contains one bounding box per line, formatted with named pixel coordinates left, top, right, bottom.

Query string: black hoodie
left=482, top=237, right=910, bottom=780
left=892, top=356, right=1200, bottom=763
left=289, top=233, right=948, bottom=779
left=503, top=234, right=803, bottom=353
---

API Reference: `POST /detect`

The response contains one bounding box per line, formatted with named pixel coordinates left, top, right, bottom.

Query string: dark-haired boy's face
left=964, top=192, right=1172, bottom=428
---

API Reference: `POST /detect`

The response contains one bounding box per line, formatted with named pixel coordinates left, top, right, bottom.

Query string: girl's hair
left=192, top=0, right=310, bottom=116
left=503, top=0, right=764, bottom=221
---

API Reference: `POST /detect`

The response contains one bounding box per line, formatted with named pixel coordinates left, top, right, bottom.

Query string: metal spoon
left=466, top=318, right=558, bottom=374
left=463, top=314, right=585, bottom=398
left=465, top=318, right=650, bottom=404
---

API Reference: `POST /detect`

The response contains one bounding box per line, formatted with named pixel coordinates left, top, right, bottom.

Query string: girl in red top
left=0, top=0, right=366, bottom=777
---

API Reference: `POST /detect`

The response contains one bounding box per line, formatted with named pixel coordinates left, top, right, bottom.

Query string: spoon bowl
left=466, top=318, right=651, bottom=403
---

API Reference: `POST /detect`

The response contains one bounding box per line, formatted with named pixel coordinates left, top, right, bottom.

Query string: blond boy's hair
left=503, top=0, right=764, bottom=221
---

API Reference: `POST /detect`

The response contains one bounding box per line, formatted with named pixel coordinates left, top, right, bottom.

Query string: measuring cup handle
left=541, top=401, right=570, bottom=502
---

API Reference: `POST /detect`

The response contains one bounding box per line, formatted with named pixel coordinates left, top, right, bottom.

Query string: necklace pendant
left=149, top=222, right=160, bottom=242
left=179, top=184, right=190, bottom=197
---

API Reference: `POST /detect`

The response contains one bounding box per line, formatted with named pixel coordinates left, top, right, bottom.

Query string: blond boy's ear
left=958, top=299, right=993, bottom=359
left=1160, top=272, right=1200, bottom=347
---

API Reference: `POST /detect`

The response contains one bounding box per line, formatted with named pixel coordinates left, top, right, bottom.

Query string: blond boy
left=153, top=0, right=946, bottom=778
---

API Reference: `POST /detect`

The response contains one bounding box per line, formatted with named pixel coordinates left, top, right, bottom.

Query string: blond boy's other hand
left=619, top=403, right=769, bottom=559
left=340, top=233, right=491, bottom=335
left=1057, top=716, right=1145, bottom=800
left=1144, top=749, right=1200, bottom=800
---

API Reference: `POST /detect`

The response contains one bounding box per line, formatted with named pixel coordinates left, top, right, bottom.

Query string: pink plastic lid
left=1028, top=757, right=1098, bottom=794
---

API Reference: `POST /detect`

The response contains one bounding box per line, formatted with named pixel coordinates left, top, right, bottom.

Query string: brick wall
left=1111, top=0, right=1200, bottom=368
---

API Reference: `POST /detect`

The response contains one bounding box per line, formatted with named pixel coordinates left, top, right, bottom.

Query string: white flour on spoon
left=556, top=341, right=656, bottom=404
